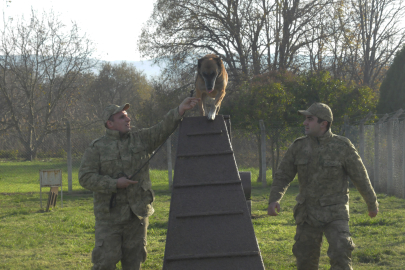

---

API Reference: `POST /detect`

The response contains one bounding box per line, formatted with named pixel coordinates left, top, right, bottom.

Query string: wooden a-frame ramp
left=163, top=115, right=265, bottom=270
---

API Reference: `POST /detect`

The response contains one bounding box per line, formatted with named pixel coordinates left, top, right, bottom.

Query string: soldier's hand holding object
left=368, top=208, right=378, bottom=218
left=178, top=97, right=201, bottom=116
left=117, top=176, right=138, bottom=189
left=267, top=202, right=281, bottom=216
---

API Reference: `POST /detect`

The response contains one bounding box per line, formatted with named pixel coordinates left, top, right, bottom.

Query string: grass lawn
left=0, top=159, right=85, bottom=193
left=1, top=161, right=405, bottom=269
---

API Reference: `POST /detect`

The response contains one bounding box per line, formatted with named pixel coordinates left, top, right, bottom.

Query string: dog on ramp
left=195, top=54, right=228, bottom=120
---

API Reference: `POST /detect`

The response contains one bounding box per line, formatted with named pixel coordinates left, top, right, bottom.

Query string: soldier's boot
left=325, top=220, right=355, bottom=270
left=292, top=223, right=323, bottom=270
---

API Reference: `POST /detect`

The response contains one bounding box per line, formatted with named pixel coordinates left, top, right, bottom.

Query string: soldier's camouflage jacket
left=269, top=129, right=378, bottom=227
left=79, top=107, right=182, bottom=224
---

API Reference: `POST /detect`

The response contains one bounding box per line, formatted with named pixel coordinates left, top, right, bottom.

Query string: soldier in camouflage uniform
left=267, top=103, right=379, bottom=270
left=79, top=97, right=199, bottom=270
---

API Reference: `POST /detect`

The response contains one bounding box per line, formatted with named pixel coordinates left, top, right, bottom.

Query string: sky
left=2, top=0, right=405, bottom=64
left=1, top=0, right=157, bottom=62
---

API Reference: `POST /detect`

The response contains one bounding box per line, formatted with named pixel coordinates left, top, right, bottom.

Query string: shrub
left=0, top=150, right=19, bottom=160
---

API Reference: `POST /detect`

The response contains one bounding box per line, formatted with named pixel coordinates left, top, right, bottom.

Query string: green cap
left=298, top=102, right=333, bottom=122
left=102, top=103, right=130, bottom=123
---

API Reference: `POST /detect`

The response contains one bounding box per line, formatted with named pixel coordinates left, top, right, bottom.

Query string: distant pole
left=259, top=120, right=266, bottom=187
left=359, top=112, right=373, bottom=162
left=387, top=109, right=404, bottom=195
left=402, top=120, right=405, bottom=199
left=374, top=119, right=380, bottom=191
left=167, top=135, right=173, bottom=189
left=387, top=115, right=393, bottom=195
left=257, top=134, right=262, bottom=183
left=343, top=115, right=349, bottom=136
left=374, top=114, right=389, bottom=192
left=65, top=119, right=72, bottom=193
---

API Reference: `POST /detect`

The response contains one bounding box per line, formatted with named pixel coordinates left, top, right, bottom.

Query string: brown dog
left=195, top=54, right=228, bottom=120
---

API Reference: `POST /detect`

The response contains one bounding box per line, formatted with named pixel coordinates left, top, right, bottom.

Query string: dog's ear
left=215, top=56, right=222, bottom=67
left=198, top=58, right=204, bottom=69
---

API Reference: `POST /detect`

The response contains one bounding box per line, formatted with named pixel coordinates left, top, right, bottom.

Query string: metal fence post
left=373, top=121, right=379, bottom=191
left=402, top=120, right=405, bottom=199
left=259, top=120, right=266, bottom=187
left=66, top=119, right=72, bottom=194
left=342, top=115, right=349, bottom=136
left=167, top=135, right=173, bottom=189
left=387, top=116, right=393, bottom=195
left=374, top=114, right=388, bottom=192
left=359, top=112, right=372, bottom=163
left=387, top=109, right=403, bottom=195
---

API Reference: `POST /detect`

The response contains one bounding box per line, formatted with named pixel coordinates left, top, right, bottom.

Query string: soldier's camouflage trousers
left=292, top=219, right=355, bottom=270
left=92, top=217, right=149, bottom=270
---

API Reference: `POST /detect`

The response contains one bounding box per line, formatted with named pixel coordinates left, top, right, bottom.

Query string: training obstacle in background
left=163, top=115, right=265, bottom=270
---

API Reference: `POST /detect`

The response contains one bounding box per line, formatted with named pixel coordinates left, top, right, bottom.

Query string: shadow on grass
left=251, top=214, right=271, bottom=220
left=355, top=249, right=382, bottom=263
left=1, top=191, right=93, bottom=205
left=153, top=189, right=172, bottom=196
left=149, top=220, right=168, bottom=230
left=352, top=217, right=397, bottom=226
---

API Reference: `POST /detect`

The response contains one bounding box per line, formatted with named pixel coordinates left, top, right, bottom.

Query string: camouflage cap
left=102, top=103, right=130, bottom=123
left=298, top=102, right=333, bottom=122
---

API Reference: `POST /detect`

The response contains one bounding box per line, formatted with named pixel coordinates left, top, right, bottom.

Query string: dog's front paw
left=207, top=110, right=216, bottom=121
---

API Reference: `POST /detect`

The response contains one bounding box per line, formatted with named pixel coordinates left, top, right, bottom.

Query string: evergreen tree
left=377, top=45, right=405, bottom=114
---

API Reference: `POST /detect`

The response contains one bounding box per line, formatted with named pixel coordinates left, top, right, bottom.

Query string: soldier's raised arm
left=137, top=97, right=200, bottom=153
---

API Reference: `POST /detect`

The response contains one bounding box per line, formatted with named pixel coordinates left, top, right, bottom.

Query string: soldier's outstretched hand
left=368, top=208, right=378, bottom=218
left=117, top=176, right=138, bottom=189
left=179, top=97, right=201, bottom=116
left=268, top=201, right=281, bottom=216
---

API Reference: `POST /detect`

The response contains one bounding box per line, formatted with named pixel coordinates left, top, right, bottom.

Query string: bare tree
left=139, top=0, right=404, bottom=93
left=298, top=0, right=405, bottom=87
left=84, top=62, right=153, bottom=125
left=0, top=10, right=97, bottom=160
left=349, top=0, right=405, bottom=87
left=321, top=1, right=356, bottom=80
left=139, top=0, right=334, bottom=85
left=273, top=0, right=334, bottom=71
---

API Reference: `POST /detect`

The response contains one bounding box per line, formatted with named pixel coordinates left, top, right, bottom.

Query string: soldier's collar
left=316, top=129, right=333, bottom=143
left=105, top=129, right=130, bottom=139
left=318, top=129, right=333, bottom=140
left=308, top=129, right=333, bottom=144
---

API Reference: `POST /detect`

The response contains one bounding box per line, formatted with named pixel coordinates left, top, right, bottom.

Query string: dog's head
left=198, top=54, right=223, bottom=93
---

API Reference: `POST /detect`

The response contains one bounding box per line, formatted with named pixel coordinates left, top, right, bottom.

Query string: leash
left=109, top=139, right=168, bottom=209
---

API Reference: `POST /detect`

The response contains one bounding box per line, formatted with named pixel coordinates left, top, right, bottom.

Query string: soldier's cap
left=102, top=103, right=130, bottom=123
left=298, top=102, right=333, bottom=122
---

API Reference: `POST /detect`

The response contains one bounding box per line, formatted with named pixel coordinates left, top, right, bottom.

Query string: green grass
left=1, top=162, right=405, bottom=269
left=0, top=159, right=85, bottom=193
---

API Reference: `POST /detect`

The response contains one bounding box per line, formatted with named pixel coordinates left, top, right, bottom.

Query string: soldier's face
left=107, top=111, right=131, bottom=133
left=303, top=115, right=323, bottom=136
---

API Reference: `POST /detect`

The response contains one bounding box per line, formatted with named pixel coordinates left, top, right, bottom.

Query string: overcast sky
left=1, top=0, right=157, bottom=62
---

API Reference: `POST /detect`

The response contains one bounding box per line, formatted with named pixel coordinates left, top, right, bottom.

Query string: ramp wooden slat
left=163, top=116, right=264, bottom=270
